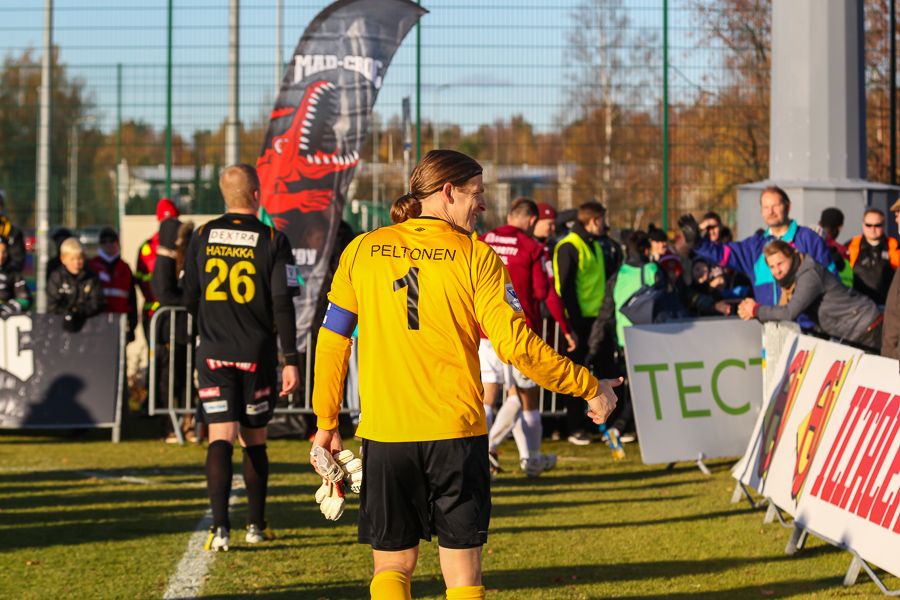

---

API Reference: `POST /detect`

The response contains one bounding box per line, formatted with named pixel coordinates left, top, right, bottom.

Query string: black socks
left=206, top=440, right=234, bottom=530
left=242, top=443, right=269, bottom=528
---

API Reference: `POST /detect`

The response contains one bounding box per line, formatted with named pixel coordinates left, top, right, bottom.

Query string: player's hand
left=280, top=365, right=299, bottom=396
left=564, top=332, right=578, bottom=353
left=310, top=428, right=343, bottom=477
left=586, top=377, right=623, bottom=425
left=714, top=300, right=732, bottom=316
left=315, top=479, right=345, bottom=520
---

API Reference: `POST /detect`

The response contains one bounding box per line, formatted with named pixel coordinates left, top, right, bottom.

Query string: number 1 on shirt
left=392, top=267, right=419, bottom=330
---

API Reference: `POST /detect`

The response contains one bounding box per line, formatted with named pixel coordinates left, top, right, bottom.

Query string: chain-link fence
left=0, top=1, right=895, bottom=237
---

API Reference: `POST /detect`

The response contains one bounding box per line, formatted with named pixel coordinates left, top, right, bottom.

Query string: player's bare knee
left=373, top=548, right=419, bottom=579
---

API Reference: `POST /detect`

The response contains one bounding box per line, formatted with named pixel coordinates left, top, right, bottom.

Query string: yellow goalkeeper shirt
left=313, top=216, right=599, bottom=443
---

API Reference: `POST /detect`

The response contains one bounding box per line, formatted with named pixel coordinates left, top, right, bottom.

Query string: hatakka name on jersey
left=206, top=245, right=256, bottom=259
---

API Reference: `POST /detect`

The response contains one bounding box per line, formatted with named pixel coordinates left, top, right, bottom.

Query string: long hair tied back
left=390, top=150, right=482, bottom=224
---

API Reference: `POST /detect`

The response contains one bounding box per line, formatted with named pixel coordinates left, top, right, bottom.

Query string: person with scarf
left=737, top=240, right=883, bottom=353
left=88, top=227, right=138, bottom=343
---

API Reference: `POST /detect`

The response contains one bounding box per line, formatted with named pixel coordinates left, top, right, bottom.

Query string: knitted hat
left=156, top=198, right=180, bottom=221
left=657, top=253, right=683, bottom=276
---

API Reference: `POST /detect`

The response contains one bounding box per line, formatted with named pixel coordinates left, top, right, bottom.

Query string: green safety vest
left=553, top=232, right=605, bottom=318
left=613, top=262, right=659, bottom=345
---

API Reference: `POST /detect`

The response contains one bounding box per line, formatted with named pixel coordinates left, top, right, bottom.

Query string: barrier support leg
left=764, top=502, right=777, bottom=524
left=696, top=453, right=711, bottom=476
left=844, top=555, right=863, bottom=587
left=784, top=524, right=807, bottom=555
left=169, top=410, right=184, bottom=445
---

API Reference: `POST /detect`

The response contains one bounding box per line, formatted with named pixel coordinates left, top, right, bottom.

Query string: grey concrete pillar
left=769, top=0, right=866, bottom=181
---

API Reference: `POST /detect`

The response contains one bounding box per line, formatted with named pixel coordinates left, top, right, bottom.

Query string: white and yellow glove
left=335, top=449, right=362, bottom=494
left=310, top=446, right=344, bottom=484
left=315, top=479, right=345, bottom=521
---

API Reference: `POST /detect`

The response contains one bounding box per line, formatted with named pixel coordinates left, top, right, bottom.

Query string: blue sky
left=1, top=1, right=718, bottom=139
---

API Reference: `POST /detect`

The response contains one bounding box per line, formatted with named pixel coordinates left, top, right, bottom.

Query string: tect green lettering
left=711, top=359, right=750, bottom=415
left=675, top=361, right=710, bottom=419
left=634, top=363, right=669, bottom=420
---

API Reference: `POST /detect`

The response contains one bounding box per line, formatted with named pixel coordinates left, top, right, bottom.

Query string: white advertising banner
left=623, top=319, right=764, bottom=465
left=732, top=333, right=863, bottom=517
left=795, top=354, right=900, bottom=577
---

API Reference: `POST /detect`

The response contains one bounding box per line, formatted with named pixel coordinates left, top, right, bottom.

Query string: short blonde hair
left=219, top=164, right=260, bottom=210
left=59, top=237, right=83, bottom=257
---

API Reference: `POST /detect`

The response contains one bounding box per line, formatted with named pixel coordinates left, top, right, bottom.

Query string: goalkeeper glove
left=310, top=446, right=344, bottom=484
left=315, top=479, right=345, bottom=521
left=335, top=449, right=362, bottom=494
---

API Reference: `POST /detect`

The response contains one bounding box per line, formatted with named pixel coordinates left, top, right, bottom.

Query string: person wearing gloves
left=310, top=150, right=621, bottom=600
left=737, top=240, right=883, bottom=353
left=0, top=236, right=32, bottom=316
left=47, top=238, right=105, bottom=331
left=679, top=186, right=836, bottom=308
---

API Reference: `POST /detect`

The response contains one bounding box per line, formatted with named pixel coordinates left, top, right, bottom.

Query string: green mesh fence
left=0, top=1, right=895, bottom=237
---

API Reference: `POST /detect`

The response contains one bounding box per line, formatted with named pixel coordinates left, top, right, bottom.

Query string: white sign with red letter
left=795, top=354, right=900, bottom=577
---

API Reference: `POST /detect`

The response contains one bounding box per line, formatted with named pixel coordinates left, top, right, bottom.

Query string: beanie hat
left=156, top=198, right=179, bottom=221
left=536, top=202, right=557, bottom=221
left=658, top=253, right=683, bottom=276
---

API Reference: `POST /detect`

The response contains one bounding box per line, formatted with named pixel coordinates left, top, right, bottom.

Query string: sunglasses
left=863, top=223, right=884, bottom=228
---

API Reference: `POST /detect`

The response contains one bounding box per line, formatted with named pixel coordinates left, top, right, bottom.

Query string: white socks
left=521, top=410, right=543, bottom=459
left=484, top=404, right=494, bottom=433
left=488, top=394, right=521, bottom=451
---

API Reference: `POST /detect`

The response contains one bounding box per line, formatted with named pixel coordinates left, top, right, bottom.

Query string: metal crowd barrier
left=147, top=307, right=571, bottom=441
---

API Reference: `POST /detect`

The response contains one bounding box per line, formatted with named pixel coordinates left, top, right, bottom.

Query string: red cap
left=156, top=198, right=179, bottom=221
left=658, top=253, right=683, bottom=276
left=536, top=202, right=557, bottom=221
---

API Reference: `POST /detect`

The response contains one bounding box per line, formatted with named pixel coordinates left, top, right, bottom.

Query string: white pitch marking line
left=163, top=478, right=244, bottom=600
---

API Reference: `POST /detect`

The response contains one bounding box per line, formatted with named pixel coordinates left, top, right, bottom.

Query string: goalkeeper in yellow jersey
left=311, top=150, right=621, bottom=600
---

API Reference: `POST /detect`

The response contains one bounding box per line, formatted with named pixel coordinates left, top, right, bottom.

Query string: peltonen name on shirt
left=370, top=244, right=457, bottom=261
left=206, top=245, right=255, bottom=259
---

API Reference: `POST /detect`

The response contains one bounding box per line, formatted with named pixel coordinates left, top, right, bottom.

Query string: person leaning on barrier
left=0, top=235, right=32, bottom=316
left=680, top=186, right=837, bottom=308
left=89, top=227, right=138, bottom=344
left=737, top=240, right=883, bottom=353
left=183, top=164, right=300, bottom=552
left=310, top=149, right=621, bottom=600
left=152, top=217, right=196, bottom=442
left=47, top=238, right=105, bottom=332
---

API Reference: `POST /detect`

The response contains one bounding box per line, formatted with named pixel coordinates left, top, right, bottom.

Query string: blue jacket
left=693, top=220, right=837, bottom=306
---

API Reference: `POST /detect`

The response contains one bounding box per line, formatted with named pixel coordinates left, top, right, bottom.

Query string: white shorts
left=478, top=338, right=536, bottom=389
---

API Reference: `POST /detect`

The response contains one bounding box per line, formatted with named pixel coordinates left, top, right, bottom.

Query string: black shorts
left=358, top=435, right=491, bottom=551
left=195, top=358, right=277, bottom=428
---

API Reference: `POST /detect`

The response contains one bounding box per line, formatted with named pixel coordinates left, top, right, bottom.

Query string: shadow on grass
left=193, top=558, right=844, bottom=600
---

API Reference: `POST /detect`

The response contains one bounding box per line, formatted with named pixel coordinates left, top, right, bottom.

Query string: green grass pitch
left=1, top=426, right=893, bottom=599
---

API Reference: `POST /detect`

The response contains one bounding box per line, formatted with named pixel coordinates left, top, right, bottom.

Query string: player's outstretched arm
left=586, top=377, right=623, bottom=425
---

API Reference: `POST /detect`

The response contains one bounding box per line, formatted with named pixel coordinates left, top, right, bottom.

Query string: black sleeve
left=127, top=278, right=138, bottom=333
left=182, top=234, right=201, bottom=318
left=270, top=231, right=301, bottom=298
left=152, top=253, right=185, bottom=307
left=7, top=226, right=25, bottom=273
left=273, top=294, right=298, bottom=367
left=47, top=270, right=67, bottom=315
left=587, top=274, right=617, bottom=355
left=79, top=273, right=106, bottom=318
left=555, top=242, right=583, bottom=322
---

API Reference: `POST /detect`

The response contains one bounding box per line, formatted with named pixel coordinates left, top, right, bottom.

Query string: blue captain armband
left=322, top=302, right=358, bottom=338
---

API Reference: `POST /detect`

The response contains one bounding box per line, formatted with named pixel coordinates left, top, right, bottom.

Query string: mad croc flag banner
left=257, top=0, right=427, bottom=350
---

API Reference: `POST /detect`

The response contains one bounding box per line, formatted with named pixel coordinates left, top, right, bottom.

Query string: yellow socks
left=446, top=585, right=487, bottom=600
left=370, top=570, right=411, bottom=600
